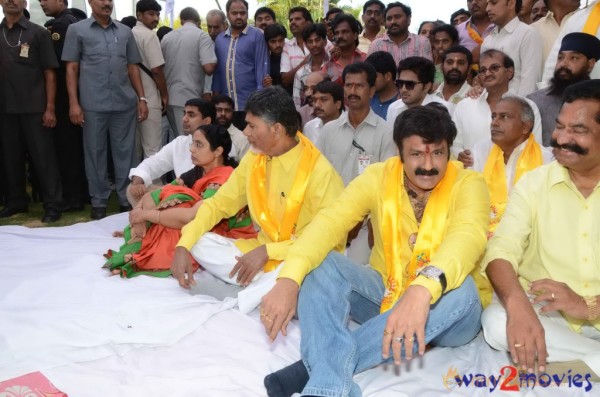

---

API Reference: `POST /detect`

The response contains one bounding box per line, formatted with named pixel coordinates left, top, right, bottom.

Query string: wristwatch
left=583, top=295, right=598, bottom=321
left=417, top=266, right=447, bottom=293
left=139, top=97, right=148, bottom=103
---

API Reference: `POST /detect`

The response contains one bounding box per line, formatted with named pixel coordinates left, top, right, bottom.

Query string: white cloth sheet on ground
left=0, top=214, right=596, bottom=396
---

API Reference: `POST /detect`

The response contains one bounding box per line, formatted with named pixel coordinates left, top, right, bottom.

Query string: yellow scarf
left=483, top=134, right=542, bottom=236
left=247, top=132, right=320, bottom=272
left=380, top=158, right=461, bottom=313
left=583, top=1, right=600, bottom=35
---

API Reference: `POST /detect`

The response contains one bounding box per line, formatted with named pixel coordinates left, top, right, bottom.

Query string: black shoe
left=91, top=206, right=107, bottom=220
left=119, top=204, right=133, bottom=213
left=42, top=208, right=62, bottom=223
left=0, top=206, right=28, bottom=218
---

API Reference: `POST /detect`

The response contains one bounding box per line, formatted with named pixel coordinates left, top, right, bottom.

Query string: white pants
left=482, top=297, right=600, bottom=374
left=190, top=233, right=282, bottom=313
left=136, top=107, right=163, bottom=161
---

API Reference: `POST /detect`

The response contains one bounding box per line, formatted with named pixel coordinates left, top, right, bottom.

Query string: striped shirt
left=367, top=33, right=432, bottom=65
left=281, top=37, right=307, bottom=74
left=322, top=49, right=367, bottom=86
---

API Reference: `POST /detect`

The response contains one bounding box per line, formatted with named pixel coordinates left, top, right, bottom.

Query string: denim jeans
left=298, top=252, right=482, bottom=397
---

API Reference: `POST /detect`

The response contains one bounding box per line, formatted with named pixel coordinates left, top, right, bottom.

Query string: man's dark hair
left=384, top=2, right=412, bottom=18
left=515, top=0, right=523, bottom=14
left=325, top=7, right=344, bottom=21
left=363, top=0, right=385, bottom=14
left=184, top=98, right=216, bottom=122
left=302, top=23, right=327, bottom=42
left=332, top=13, right=362, bottom=46
left=365, top=51, right=397, bottom=79
left=442, top=45, right=473, bottom=66
left=120, top=16, right=137, bottom=29
left=450, top=8, right=470, bottom=23
left=398, top=56, right=436, bottom=85
left=211, top=94, right=235, bottom=109
left=313, top=81, right=345, bottom=113
left=264, top=23, right=288, bottom=41
left=432, top=24, right=459, bottom=44
left=136, top=0, right=161, bottom=13
left=563, top=80, right=600, bottom=124
left=180, top=7, right=200, bottom=23
left=254, top=6, right=276, bottom=21
left=393, top=106, right=457, bottom=156
left=342, top=62, right=377, bottom=87
left=480, top=49, right=515, bottom=69
left=226, top=0, right=248, bottom=13
left=157, top=26, right=172, bottom=41
left=289, top=7, right=313, bottom=23
left=245, top=86, right=299, bottom=136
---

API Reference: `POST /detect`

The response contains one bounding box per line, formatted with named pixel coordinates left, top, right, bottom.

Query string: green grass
left=0, top=193, right=121, bottom=228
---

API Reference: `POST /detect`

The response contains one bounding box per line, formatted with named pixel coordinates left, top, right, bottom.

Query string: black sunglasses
left=395, top=79, right=424, bottom=90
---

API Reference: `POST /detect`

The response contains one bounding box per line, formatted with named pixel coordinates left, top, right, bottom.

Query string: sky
left=115, top=0, right=470, bottom=33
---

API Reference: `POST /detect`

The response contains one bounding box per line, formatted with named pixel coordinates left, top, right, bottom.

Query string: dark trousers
left=0, top=113, right=62, bottom=209
left=54, top=80, right=87, bottom=205
left=0, top=114, right=5, bottom=206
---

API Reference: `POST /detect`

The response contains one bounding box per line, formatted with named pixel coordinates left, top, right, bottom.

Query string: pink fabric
left=367, top=33, right=432, bottom=65
left=0, top=372, right=67, bottom=396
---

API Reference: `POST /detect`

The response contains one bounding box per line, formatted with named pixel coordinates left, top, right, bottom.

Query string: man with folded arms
left=481, top=80, right=600, bottom=380
left=472, top=96, right=553, bottom=240
left=171, top=86, right=344, bottom=312
left=263, top=104, right=490, bottom=397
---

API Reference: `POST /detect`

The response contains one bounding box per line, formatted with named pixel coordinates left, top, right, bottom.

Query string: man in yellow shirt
left=482, top=80, right=600, bottom=380
left=170, top=86, right=344, bottom=313
left=262, top=104, right=490, bottom=396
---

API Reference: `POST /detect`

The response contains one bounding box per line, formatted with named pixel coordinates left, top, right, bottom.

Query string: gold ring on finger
left=408, top=336, right=415, bottom=342
left=514, top=343, right=524, bottom=348
left=383, top=329, right=391, bottom=336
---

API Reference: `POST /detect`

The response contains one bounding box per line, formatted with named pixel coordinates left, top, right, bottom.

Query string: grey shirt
left=318, top=109, right=396, bottom=186
left=62, top=17, right=142, bottom=112
left=160, top=22, right=217, bottom=107
left=526, top=86, right=563, bottom=147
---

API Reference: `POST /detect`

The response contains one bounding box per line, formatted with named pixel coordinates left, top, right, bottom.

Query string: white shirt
left=318, top=109, right=396, bottom=185
left=542, top=1, right=600, bottom=84
left=228, top=124, right=250, bottom=162
left=471, top=138, right=555, bottom=187
left=303, top=113, right=343, bottom=145
left=433, top=81, right=472, bottom=115
left=386, top=94, right=449, bottom=124
left=481, top=17, right=543, bottom=96
left=532, top=10, right=577, bottom=65
left=129, top=135, right=193, bottom=186
left=451, top=90, right=543, bottom=159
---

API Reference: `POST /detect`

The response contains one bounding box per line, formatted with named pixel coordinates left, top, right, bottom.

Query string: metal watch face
left=419, top=266, right=443, bottom=279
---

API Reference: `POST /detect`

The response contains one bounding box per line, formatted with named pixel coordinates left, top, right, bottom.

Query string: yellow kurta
left=482, top=161, right=600, bottom=332
left=280, top=157, right=491, bottom=305
left=178, top=139, right=346, bottom=261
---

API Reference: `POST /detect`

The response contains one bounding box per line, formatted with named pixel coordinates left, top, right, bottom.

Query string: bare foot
left=111, top=269, right=121, bottom=275
left=112, top=230, right=124, bottom=237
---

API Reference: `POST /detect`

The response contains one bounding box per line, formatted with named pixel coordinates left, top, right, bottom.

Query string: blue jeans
left=298, top=252, right=482, bottom=397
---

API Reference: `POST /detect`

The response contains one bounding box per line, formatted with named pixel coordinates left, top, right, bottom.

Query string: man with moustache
left=171, top=86, right=344, bottom=314
left=126, top=99, right=215, bottom=206
left=303, top=80, right=344, bottom=144
left=528, top=33, right=600, bottom=146
left=161, top=7, right=216, bottom=137
left=324, top=14, right=366, bottom=86
left=530, top=0, right=548, bottom=22
left=481, top=0, right=543, bottom=96
left=292, top=23, right=329, bottom=109
left=263, top=104, right=490, bottom=397
left=481, top=80, right=600, bottom=381
left=63, top=0, right=148, bottom=219
left=39, top=0, right=87, bottom=212
left=367, top=2, right=432, bottom=65
left=456, top=0, right=495, bottom=65
left=203, top=9, right=228, bottom=100
left=298, top=71, right=330, bottom=127
left=132, top=0, right=168, bottom=160
left=280, top=7, right=313, bottom=93
left=318, top=62, right=395, bottom=264
left=263, top=24, right=287, bottom=88
left=254, top=6, right=276, bottom=31
left=387, top=57, right=448, bottom=123
left=358, top=0, right=385, bottom=53
left=452, top=50, right=542, bottom=167
left=213, top=0, right=269, bottom=130
left=212, top=94, right=249, bottom=161
left=433, top=46, right=472, bottom=115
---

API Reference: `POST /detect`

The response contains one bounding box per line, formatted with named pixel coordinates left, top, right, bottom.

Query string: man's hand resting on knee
left=260, top=278, right=299, bottom=342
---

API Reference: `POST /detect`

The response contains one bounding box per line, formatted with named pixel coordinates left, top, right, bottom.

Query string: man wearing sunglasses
left=386, top=56, right=449, bottom=123
left=451, top=49, right=542, bottom=167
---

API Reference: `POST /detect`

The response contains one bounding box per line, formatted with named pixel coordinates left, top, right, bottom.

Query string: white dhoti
left=482, top=296, right=600, bottom=375
left=190, top=232, right=283, bottom=314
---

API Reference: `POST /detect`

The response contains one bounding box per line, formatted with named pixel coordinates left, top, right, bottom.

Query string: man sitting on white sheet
left=127, top=98, right=215, bottom=206
left=471, top=96, right=554, bottom=238
left=170, top=86, right=344, bottom=312
left=262, top=105, right=490, bottom=397
left=481, top=80, right=600, bottom=381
